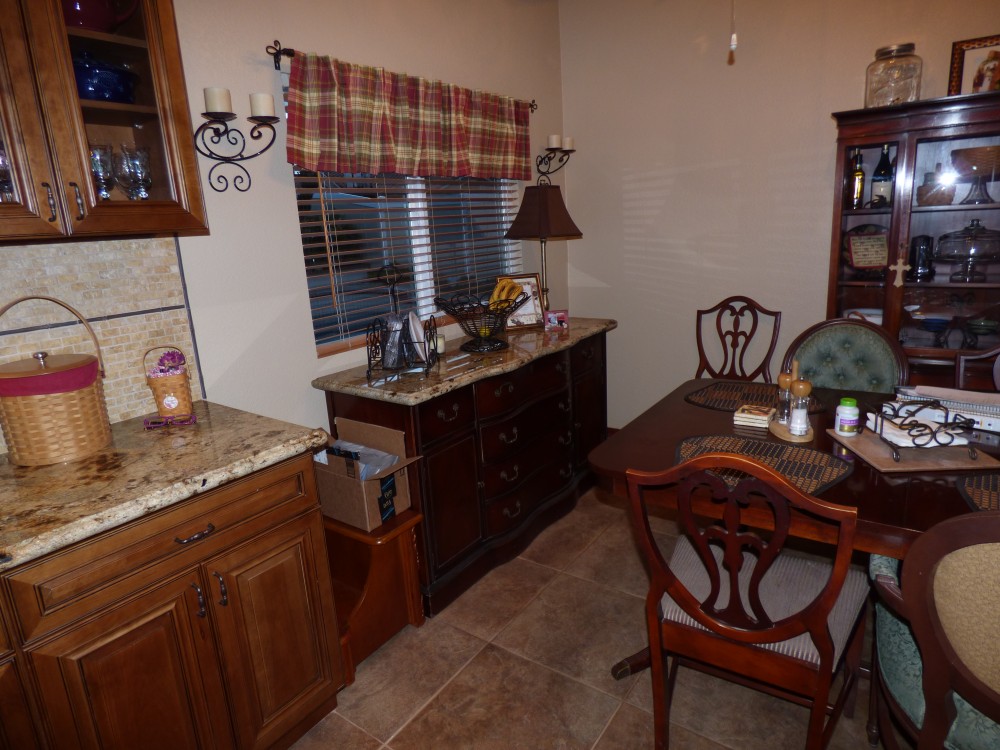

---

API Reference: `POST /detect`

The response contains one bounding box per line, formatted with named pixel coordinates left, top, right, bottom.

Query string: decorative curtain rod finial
left=266, top=40, right=296, bottom=71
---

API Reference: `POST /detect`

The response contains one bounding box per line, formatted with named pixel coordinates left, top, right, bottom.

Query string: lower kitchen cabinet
left=4, top=452, right=343, bottom=750
left=0, top=614, right=40, bottom=750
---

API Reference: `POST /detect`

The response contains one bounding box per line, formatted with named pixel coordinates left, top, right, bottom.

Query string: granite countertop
left=0, top=401, right=329, bottom=572
left=312, top=317, right=617, bottom=406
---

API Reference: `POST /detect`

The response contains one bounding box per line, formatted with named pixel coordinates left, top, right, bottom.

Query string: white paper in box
left=314, top=417, right=420, bottom=531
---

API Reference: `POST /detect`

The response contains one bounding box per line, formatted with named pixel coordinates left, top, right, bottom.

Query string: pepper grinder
left=788, top=362, right=812, bottom=437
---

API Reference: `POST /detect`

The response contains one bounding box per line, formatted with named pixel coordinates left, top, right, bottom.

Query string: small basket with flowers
left=143, top=346, right=193, bottom=417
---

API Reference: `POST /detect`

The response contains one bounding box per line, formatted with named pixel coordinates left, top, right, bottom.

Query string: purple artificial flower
left=149, top=349, right=186, bottom=377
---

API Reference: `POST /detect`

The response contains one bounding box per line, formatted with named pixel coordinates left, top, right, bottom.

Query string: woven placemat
left=677, top=435, right=853, bottom=495
left=685, top=381, right=777, bottom=411
left=958, top=474, right=1000, bottom=511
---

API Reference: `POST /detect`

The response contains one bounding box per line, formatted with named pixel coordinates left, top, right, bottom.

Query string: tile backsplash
left=0, top=237, right=200, bottom=455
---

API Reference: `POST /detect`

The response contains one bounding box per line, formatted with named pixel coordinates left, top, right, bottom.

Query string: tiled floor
left=292, top=487, right=888, bottom=749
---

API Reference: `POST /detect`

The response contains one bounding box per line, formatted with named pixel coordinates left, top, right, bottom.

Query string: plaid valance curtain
left=286, top=53, right=532, bottom=180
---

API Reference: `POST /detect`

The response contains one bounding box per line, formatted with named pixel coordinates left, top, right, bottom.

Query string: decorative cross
left=889, top=258, right=911, bottom=288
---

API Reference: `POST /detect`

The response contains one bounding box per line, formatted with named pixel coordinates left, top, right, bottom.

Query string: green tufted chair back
left=781, top=318, right=908, bottom=393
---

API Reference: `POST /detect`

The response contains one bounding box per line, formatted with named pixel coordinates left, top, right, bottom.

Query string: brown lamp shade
left=504, top=185, right=583, bottom=241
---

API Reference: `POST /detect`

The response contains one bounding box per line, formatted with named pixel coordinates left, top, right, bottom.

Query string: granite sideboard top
left=312, top=317, right=617, bottom=406
left=0, top=401, right=328, bottom=572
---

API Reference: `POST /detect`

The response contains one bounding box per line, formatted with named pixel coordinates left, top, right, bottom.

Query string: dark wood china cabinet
left=0, top=0, right=206, bottom=240
left=827, top=92, right=1000, bottom=388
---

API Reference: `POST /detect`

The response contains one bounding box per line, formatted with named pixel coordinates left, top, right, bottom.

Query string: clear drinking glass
left=114, top=144, right=151, bottom=200
left=0, top=144, right=13, bottom=203
left=89, top=143, right=114, bottom=200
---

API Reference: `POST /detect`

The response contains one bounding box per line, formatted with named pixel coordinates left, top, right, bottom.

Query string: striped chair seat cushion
left=662, top=535, right=869, bottom=665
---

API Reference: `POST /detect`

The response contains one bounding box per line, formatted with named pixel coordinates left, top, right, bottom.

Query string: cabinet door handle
left=558, top=400, right=571, bottom=412
left=436, top=403, right=460, bottom=422
left=502, top=501, right=522, bottom=519
left=212, top=571, right=229, bottom=606
left=500, top=465, right=519, bottom=483
left=191, top=583, right=207, bottom=618
left=556, top=362, right=567, bottom=375
left=174, top=522, right=216, bottom=545
left=499, top=426, right=518, bottom=444
left=558, top=430, right=573, bottom=446
left=40, top=182, right=57, bottom=222
left=560, top=463, right=574, bottom=479
left=494, top=381, right=515, bottom=398
left=68, top=182, right=85, bottom=220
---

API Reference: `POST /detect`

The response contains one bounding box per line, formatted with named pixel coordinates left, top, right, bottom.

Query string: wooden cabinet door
left=421, top=430, right=482, bottom=574
left=0, top=657, right=41, bottom=749
left=0, top=0, right=69, bottom=237
left=28, top=570, right=233, bottom=750
left=204, top=511, right=341, bottom=750
left=16, top=0, right=206, bottom=238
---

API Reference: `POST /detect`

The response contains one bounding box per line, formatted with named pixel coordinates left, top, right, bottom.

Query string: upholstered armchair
left=781, top=318, right=908, bottom=393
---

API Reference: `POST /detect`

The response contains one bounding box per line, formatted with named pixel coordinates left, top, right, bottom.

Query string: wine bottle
left=848, top=149, right=865, bottom=210
left=870, top=144, right=893, bottom=207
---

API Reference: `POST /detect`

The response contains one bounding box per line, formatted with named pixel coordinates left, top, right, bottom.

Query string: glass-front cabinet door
left=1, top=0, right=206, bottom=240
left=828, top=92, right=1000, bottom=387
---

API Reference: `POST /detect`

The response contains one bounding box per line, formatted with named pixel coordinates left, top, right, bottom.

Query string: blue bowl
left=920, top=318, right=950, bottom=333
left=72, top=54, right=138, bottom=104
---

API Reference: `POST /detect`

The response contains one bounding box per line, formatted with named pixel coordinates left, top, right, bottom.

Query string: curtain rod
left=265, top=40, right=536, bottom=111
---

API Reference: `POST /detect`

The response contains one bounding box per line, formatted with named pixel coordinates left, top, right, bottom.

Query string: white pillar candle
left=562, top=136, right=574, bottom=151
left=547, top=134, right=562, bottom=149
left=250, top=93, right=275, bottom=117
left=436, top=334, right=446, bottom=353
left=203, top=87, right=232, bottom=113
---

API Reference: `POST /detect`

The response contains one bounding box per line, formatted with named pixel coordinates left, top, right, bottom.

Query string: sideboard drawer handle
left=174, top=523, right=216, bottom=545
left=500, top=465, right=520, bottom=483
left=499, top=426, right=519, bottom=444
left=560, top=463, right=574, bottom=479
left=502, top=501, right=522, bottom=519
left=437, top=403, right=460, bottom=422
left=556, top=362, right=567, bottom=374
left=494, top=381, right=515, bottom=398
left=558, top=400, right=571, bottom=413
left=558, top=431, right=573, bottom=446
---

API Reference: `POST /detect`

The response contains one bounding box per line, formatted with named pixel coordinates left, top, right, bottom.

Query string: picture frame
left=948, top=34, right=1000, bottom=96
left=847, top=233, right=889, bottom=269
left=545, top=309, right=569, bottom=331
left=501, top=273, right=544, bottom=328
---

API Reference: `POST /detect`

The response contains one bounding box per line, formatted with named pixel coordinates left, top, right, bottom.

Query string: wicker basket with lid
left=0, top=296, right=112, bottom=466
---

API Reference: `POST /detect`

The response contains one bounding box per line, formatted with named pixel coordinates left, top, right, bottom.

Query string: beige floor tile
left=435, top=556, right=558, bottom=640
left=387, top=643, right=619, bottom=750
left=334, top=617, right=486, bottom=742
left=290, top=710, right=382, bottom=750
left=519, top=488, right=624, bottom=570
left=493, top=571, right=647, bottom=699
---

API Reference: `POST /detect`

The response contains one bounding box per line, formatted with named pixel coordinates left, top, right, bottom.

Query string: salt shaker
left=788, top=367, right=812, bottom=437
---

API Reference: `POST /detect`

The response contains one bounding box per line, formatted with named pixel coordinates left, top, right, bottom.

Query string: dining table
left=588, top=378, right=999, bottom=560
left=588, top=377, right=1000, bottom=680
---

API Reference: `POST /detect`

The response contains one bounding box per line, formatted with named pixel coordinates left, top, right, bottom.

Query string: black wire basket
left=434, top=292, right=528, bottom=352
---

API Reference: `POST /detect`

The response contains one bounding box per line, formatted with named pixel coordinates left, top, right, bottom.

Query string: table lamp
left=504, top=183, right=582, bottom=311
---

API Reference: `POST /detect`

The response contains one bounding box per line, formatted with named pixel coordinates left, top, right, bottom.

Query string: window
left=294, top=170, right=522, bottom=354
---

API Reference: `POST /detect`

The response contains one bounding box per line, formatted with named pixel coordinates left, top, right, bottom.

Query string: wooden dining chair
left=781, top=318, right=908, bottom=393
left=867, top=512, right=1000, bottom=750
left=955, top=344, right=1000, bottom=391
left=695, top=296, right=781, bottom=383
left=626, top=453, right=869, bottom=750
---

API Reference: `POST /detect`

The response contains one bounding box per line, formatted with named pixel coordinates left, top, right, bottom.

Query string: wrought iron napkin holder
left=365, top=315, right=438, bottom=380
left=868, top=399, right=977, bottom=462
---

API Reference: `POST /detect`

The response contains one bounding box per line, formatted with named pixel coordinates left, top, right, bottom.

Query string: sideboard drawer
left=475, top=352, right=569, bottom=419
left=571, top=335, right=604, bottom=377
left=479, top=390, right=572, bottom=464
left=417, top=388, right=476, bottom=445
left=484, top=451, right=574, bottom=538
left=479, top=427, right=574, bottom=501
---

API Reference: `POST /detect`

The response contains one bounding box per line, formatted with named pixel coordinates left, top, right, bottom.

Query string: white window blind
left=294, top=170, right=522, bottom=352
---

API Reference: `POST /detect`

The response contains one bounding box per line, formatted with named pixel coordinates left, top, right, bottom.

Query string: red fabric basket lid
left=0, top=352, right=100, bottom=397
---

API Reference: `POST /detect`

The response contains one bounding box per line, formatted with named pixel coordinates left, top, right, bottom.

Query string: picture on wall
left=948, top=34, right=1000, bottom=95
left=501, top=273, right=544, bottom=328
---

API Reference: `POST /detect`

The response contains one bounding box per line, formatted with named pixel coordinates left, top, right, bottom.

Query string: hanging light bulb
left=728, top=0, right=738, bottom=65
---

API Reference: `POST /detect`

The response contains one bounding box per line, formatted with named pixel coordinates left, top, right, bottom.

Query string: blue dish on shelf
left=72, top=53, right=138, bottom=104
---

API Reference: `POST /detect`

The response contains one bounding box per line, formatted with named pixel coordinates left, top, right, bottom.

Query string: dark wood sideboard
left=313, top=319, right=615, bottom=615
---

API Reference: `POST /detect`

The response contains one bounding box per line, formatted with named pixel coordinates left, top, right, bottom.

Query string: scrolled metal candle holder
left=194, top=112, right=280, bottom=193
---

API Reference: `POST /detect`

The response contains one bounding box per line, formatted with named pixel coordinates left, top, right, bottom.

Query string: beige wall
left=559, top=0, right=999, bottom=427
left=171, top=0, right=566, bottom=430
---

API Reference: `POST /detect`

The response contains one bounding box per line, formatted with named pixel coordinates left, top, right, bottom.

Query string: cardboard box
left=314, top=418, right=419, bottom=532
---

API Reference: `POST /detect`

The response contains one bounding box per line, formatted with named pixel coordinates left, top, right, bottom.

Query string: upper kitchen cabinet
left=0, top=0, right=207, bottom=241
left=827, top=92, right=1000, bottom=386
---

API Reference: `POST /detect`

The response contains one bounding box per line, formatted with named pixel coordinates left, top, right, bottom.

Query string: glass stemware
left=0, top=144, right=14, bottom=203
left=114, top=144, right=151, bottom=200
left=89, top=143, right=114, bottom=200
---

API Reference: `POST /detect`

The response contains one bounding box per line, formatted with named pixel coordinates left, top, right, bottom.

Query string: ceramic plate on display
left=408, top=310, right=426, bottom=361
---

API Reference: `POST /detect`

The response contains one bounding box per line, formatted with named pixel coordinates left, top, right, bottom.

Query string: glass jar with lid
left=865, top=44, right=922, bottom=108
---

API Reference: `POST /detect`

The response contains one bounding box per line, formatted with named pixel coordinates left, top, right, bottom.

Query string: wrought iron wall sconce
left=535, top=135, right=575, bottom=185
left=193, top=87, right=279, bottom=193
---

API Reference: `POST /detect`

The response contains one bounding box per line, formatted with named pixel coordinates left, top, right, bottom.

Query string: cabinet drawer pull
left=556, top=362, right=568, bottom=374
left=191, top=583, right=207, bottom=618
left=499, top=426, right=519, bottom=444
left=580, top=346, right=594, bottom=360
left=174, top=522, right=216, bottom=545
left=500, top=465, right=520, bottom=483
left=40, top=182, right=57, bottom=222
left=558, top=431, right=573, bottom=446
left=502, top=501, right=522, bottom=519
left=558, top=400, right=571, bottom=412
left=494, top=381, right=515, bottom=398
left=213, top=571, right=229, bottom=606
left=437, top=403, right=460, bottom=422
left=69, top=182, right=85, bottom=220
